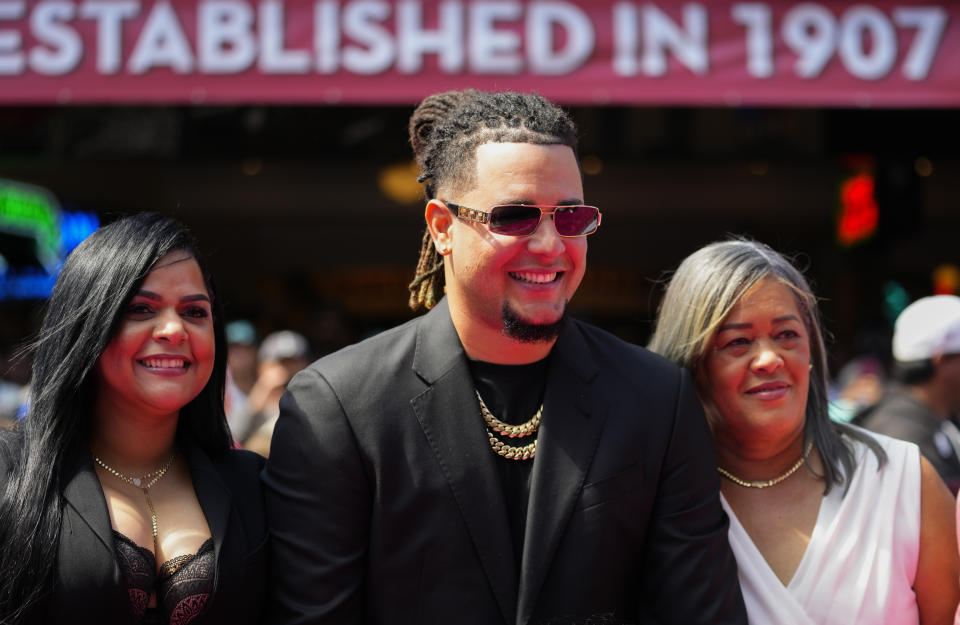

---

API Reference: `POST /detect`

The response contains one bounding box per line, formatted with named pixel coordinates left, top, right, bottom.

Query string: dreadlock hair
left=407, top=89, right=579, bottom=312
left=0, top=212, right=232, bottom=624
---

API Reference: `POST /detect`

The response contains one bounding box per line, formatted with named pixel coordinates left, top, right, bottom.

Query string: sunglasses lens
left=485, top=205, right=600, bottom=237
left=489, top=205, right=542, bottom=236
left=554, top=206, right=599, bottom=236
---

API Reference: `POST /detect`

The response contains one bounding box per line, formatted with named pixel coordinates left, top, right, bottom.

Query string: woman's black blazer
left=0, top=431, right=269, bottom=625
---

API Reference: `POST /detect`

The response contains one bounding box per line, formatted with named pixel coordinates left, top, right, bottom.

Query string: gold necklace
left=486, top=429, right=537, bottom=461
left=717, top=441, right=813, bottom=489
left=476, top=391, right=541, bottom=461
left=93, top=451, right=176, bottom=554
left=475, top=390, right=543, bottom=437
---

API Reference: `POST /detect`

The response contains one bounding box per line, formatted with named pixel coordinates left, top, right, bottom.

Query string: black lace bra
left=112, top=530, right=215, bottom=625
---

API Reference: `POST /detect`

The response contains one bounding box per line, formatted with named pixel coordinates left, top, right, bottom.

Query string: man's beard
left=502, top=302, right=568, bottom=343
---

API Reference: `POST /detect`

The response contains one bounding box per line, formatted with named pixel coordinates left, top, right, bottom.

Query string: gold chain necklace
left=93, top=451, right=176, bottom=554
left=476, top=391, right=541, bottom=461
left=717, top=442, right=812, bottom=489
left=475, top=390, right=543, bottom=437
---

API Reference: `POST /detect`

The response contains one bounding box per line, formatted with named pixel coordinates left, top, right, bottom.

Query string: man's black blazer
left=0, top=432, right=269, bottom=625
left=263, top=298, right=746, bottom=625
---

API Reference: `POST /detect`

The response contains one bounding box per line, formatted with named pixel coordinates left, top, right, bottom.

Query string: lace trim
left=112, top=530, right=214, bottom=624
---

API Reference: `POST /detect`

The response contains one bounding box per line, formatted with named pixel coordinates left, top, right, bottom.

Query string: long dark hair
left=0, top=212, right=231, bottom=623
left=407, top=90, right=579, bottom=312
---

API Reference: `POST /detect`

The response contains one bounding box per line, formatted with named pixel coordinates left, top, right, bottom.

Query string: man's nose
left=526, top=214, right=564, bottom=257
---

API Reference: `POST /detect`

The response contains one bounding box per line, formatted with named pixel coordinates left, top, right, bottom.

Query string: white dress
left=721, top=432, right=921, bottom=625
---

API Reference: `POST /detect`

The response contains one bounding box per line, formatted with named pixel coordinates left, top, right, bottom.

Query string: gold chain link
left=476, top=391, right=541, bottom=461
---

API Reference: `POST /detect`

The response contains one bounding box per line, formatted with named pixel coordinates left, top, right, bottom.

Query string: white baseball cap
left=893, top=295, right=960, bottom=362
left=258, top=330, right=309, bottom=363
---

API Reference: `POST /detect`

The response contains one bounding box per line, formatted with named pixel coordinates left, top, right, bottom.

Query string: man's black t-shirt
left=469, top=355, right=550, bottom=569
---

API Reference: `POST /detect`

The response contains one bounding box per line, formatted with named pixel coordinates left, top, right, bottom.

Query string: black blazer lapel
left=410, top=299, right=519, bottom=624
left=61, top=449, right=116, bottom=554
left=517, top=321, right=608, bottom=625
left=57, top=448, right=133, bottom=624
left=183, top=440, right=231, bottom=596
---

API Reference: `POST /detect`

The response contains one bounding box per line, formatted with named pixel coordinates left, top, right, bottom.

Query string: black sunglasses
left=444, top=202, right=602, bottom=238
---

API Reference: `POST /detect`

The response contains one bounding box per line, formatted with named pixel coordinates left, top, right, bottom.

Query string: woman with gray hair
left=649, top=239, right=959, bottom=624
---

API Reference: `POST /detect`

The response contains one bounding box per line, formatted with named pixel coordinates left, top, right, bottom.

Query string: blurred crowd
left=224, top=323, right=311, bottom=457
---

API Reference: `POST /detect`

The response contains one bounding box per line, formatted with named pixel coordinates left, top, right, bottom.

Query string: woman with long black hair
left=0, top=212, right=267, bottom=625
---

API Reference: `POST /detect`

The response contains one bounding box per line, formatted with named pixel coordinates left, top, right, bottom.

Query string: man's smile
left=508, top=271, right=562, bottom=284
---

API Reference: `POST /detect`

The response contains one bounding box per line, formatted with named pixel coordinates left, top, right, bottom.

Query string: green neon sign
left=0, top=179, right=61, bottom=271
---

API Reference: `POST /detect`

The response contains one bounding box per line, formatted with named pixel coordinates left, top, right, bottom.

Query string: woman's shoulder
left=843, top=423, right=918, bottom=463
left=183, top=439, right=264, bottom=495
left=222, top=447, right=266, bottom=469
left=206, top=447, right=265, bottom=483
left=838, top=423, right=920, bottom=497
left=190, top=447, right=266, bottom=534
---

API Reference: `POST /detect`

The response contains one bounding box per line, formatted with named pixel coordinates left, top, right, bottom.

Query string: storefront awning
left=0, top=0, right=957, bottom=107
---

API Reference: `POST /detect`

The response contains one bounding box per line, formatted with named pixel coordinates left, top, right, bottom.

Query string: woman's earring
left=809, top=363, right=814, bottom=370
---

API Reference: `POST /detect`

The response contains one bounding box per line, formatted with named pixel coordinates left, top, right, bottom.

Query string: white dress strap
left=722, top=432, right=921, bottom=625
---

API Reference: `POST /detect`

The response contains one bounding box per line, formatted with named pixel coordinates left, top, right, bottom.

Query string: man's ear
left=425, top=200, right=454, bottom=255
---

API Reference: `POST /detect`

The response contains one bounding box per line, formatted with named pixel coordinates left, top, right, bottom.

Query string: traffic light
left=836, top=155, right=923, bottom=249
left=836, top=171, right=879, bottom=247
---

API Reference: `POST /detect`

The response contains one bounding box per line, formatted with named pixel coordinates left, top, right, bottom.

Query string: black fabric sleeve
left=261, top=368, right=372, bottom=625
left=640, top=368, right=748, bottom=625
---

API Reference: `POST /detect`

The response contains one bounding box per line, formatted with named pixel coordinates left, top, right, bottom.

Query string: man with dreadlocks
left=262, top=90, right=747, bottom=625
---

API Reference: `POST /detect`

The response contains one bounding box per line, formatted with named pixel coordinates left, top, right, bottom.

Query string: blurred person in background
left=240, top=330, right=310, bottom=457
left=227, top=319, right=257, bottom=395
left=859, top=295, right=960, bottom=493
left=649, top=239, right=959, bottom=625
left=224, top=319, right=258, bottom=438
left=226, top=320, right=259, bottom=396
left=0, top=213, right=267, bottom=625
left=828, top=355, right=885, bottom=424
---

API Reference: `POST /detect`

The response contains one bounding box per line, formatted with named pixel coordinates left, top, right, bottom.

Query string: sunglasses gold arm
left=444, top=202, right=490, bottom=225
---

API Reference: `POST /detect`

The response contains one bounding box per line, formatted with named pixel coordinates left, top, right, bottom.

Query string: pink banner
left=0, top=0, right=956, bottom=106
